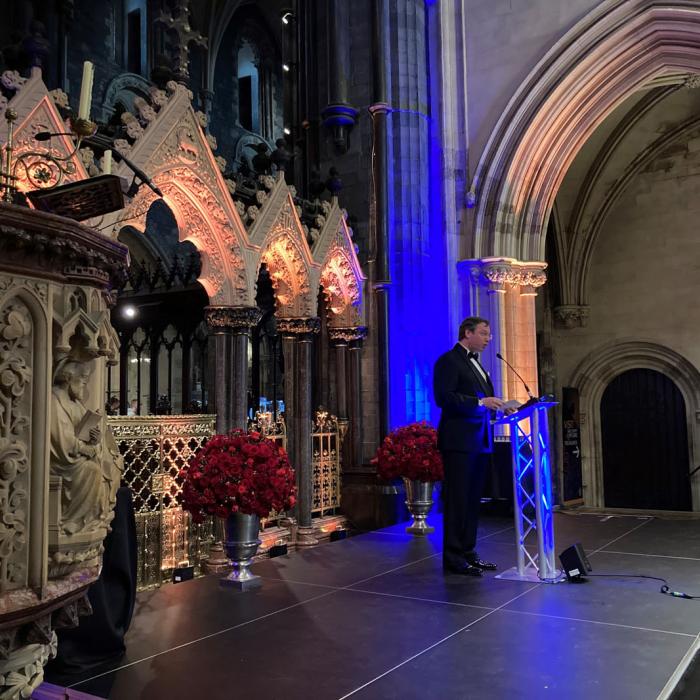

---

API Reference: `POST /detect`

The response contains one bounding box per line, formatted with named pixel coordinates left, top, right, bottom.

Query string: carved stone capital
left=205, top=306, right=262, bottom=332
left=277, top=317, right=321, bottom=336
left=554, top=305, right=590, bottom=329
left=472, top=257, right=547, bottom=294
left=328, top=326, right=368, bottom=343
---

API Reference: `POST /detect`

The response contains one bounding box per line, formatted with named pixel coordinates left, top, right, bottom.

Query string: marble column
left=278, top=317, right=321, bottom=546
left=205, top=306, right=262, bottom=434
left=204, top=306, right=261, bottom=573
left=329, top=330, right=349, bottom=421
left=329, top=326, right=368, bottom=470
left=348, top=329, right=368, bottom=470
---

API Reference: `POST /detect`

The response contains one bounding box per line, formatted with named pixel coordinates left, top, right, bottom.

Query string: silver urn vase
left=220, top=512, right=262, bottom=590
left=403, top=479, right=435, bottom=535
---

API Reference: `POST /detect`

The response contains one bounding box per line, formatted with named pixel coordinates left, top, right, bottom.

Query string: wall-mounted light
left=283, top=127, right=291, bottom=135
left=282, top=63, right=291, bottom=72
left=123, top=305, right=137, bottom=319
left=281, top=10, right=295, bottom=25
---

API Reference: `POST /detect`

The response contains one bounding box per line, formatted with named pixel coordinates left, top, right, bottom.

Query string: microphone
left=35, top=131, right=72, bottom=141
left=34, top=131, right=164, bottom=197
left=496, top=352, right=536, bottom=400
left=83, top=134, right=164, bottom=197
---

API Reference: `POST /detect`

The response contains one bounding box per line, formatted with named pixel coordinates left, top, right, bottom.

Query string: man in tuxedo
left=433, top=317, right=506, bottom=576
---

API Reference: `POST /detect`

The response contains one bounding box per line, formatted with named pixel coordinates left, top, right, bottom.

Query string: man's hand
left=482, top=397, right=506, bottom=411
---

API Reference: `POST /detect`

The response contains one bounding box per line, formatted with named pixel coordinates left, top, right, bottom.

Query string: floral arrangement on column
left=178, top=429, right=297, bottom=520
left=372, top=422, right=444, bottom=482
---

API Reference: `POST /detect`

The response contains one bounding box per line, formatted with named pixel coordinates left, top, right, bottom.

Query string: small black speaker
left=559, top=543, right=592, bottom=580
left=269, top=544, right=288, bottom=558
left=172, top=565, right=194, bottom=584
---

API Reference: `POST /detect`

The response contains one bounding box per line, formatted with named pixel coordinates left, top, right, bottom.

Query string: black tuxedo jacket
left=433, top=343, right=495, bottom=454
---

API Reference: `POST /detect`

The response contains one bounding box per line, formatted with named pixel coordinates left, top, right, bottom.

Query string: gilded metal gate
left=108, top=415, right=216, bottom=589
left=312, top=409, right=342, bottom=516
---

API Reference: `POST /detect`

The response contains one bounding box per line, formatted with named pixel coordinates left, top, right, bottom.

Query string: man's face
left=464, top=323, right=492, bottom=352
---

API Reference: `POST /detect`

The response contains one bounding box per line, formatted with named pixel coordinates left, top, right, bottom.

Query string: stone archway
left=570, top=340, right=700, bottom=511
left=471, top=0, right=700, bottom=263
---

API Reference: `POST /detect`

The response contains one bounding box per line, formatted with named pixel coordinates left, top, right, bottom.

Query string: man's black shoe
left=443, top=562, right=483, bottom=577
left=469, top=558, right=498, bottom=571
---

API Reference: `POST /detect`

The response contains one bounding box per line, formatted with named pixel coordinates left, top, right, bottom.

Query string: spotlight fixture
left=123, top=305, right=137, bottom=319
left=282, top=63, right=290, bottom=72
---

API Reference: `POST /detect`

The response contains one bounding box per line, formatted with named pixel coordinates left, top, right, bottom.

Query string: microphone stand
left=496, top=352, right=539, bottom=404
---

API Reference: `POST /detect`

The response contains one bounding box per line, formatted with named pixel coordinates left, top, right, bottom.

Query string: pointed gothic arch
left=0, top=70, right=88, bottom=194
left=257, top=209, right=315, bottom=319
left=316, top=213, right=365, bottom=329
left=471, top=0, right=700, bottom=264
left=98, top=83, right=253, bottom=307
left=570, top=340, right=700, bottom=511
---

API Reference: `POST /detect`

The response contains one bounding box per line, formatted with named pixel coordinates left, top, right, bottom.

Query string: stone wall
left=548, top=135, right=700, bottom=508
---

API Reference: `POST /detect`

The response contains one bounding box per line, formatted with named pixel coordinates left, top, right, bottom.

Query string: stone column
left=278, top=317, right=321, bottom=546
left=329, top=329, right=349, bottom=420
left=369, top=0, right=392, bottom=439
left=347, top=328, right=367, bottom=470
left=329, top=327, right=351, bottom=473
left=458, top=258, right=547, bottom=408
left=204, top=306, right=261, bottom=573
left=322, top=0, right=359, bottom=151
left=329, top=326, right=368, bottom=470
left=204, top=306, right=261, bottom=434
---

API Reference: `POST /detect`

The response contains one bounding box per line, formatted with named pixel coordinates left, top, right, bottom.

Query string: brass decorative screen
left=248, top=411, right=288, bottom=529
left=311, top=409, right=342, bottom=516
left=108, top=415, right=216, bottom=589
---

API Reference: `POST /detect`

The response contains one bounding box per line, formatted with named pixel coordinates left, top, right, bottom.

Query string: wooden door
left=601, top=368, right=691, bottom=511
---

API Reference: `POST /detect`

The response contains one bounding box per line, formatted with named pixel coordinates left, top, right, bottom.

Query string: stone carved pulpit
left=0, top=203, right=128, bottom=699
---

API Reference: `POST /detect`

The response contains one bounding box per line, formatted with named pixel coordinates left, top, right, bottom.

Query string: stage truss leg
left=496, top=406, right=562, bottom=583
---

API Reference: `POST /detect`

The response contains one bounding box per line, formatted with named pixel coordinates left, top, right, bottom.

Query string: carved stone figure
left=50, top=359, right=115, bottom=535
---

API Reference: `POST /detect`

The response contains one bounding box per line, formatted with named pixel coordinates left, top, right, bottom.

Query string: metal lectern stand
left=494, top=400, right=562, bottom=583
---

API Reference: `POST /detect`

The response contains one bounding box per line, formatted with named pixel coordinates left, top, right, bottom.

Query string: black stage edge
left=66, top=511, right=700, bottom=700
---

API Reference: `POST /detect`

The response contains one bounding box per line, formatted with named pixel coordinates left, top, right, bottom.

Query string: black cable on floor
left=586, top=573, right=700, bottom=600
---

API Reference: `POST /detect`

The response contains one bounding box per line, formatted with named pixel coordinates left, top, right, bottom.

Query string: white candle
left=77, top=61, right=94, bottom=120
left=102, top=149, right=112, bottom=175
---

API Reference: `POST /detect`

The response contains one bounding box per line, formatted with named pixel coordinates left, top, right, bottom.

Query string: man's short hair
left=458, top=316, right=490, bottom=340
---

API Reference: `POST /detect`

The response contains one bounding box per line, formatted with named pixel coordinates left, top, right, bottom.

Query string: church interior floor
left=67, top=512, right=700, bottom=700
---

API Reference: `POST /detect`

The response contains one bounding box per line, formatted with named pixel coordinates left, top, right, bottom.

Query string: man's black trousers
left=442, top=451, right=490, bottom=568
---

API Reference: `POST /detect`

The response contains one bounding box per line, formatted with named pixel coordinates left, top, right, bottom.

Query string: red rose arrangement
left=372, top=422, right=444, bottom=482
left=178, top=429, right=297, bottom=522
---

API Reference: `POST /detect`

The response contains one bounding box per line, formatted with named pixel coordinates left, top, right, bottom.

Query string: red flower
left=371, top=422, right=444, bottom=482
left=177, top=429, right=297, bottom=521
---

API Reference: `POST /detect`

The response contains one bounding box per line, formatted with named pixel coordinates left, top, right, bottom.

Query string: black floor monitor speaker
left=559, top=543, right=592, bottom=580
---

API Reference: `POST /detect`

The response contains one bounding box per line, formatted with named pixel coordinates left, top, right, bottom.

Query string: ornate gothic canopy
left=2, top=70, right=366, bottom=326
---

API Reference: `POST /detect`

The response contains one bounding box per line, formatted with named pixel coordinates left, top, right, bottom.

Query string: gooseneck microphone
left=34, top=131, right=164, bottom=197
left=496, top=352, right=535, bottom=400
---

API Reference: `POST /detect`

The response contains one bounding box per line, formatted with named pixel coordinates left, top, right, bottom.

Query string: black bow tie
left=468, top=352, right=479, bottom=361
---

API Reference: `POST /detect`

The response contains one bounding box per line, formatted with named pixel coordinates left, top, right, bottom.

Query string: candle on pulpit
left=102, top=149, right=112, bottom=175
left=77, top=61, right=94, bottom=120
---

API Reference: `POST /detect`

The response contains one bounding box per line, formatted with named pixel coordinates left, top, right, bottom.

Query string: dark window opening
left=239, top=75, right=253, bottom=131
left=127, top=10, right=141, bottom=74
